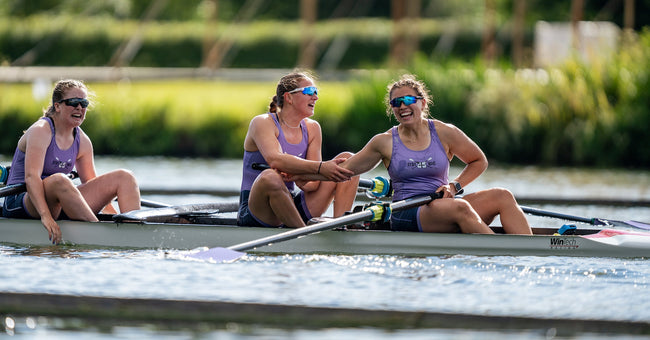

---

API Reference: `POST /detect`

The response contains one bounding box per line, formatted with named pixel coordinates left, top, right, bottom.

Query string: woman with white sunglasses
left=2, top=79, right=141, bottom=243
left=237, top=71, right=359, bottom=228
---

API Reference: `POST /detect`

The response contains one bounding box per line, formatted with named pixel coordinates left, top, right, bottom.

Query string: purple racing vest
left=7, top=117, right=80, bottom=185
left=387, top=119, right=449, bottom=201
left=240, top=112, right=309, bottom=192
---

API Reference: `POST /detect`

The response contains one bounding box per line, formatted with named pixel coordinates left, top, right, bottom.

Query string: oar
left=113, top=201, right=239, bottom=222
left=521, top=206, right=650, bottom=231
left=184, top=191, right=443, bottom=263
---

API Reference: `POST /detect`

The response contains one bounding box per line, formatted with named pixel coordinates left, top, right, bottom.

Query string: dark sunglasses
left=390, top=95, right=423, bottom=108
left=288, top=86, right=318, bottom=96
left=58, top=97, right=89, bottom=108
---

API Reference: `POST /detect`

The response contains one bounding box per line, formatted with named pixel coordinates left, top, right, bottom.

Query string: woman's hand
left=41, top=216, right=62, bottom=244
left=318, top=158, right=354, bottom=182
left=437, top=185, right=455, bottom=199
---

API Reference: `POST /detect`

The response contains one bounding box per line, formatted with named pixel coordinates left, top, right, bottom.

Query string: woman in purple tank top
left=237, top=71, right=358, bottom=228
left=1, top=79, right=141, bottom=244
left=296, top=74, right=532, bottom=235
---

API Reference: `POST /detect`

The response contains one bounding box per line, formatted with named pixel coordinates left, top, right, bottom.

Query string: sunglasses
left=288, top=86, right=318, bottom=96
left=390, top=95, right=423, bottom=108
left=58, top=97, right=89, bottom=108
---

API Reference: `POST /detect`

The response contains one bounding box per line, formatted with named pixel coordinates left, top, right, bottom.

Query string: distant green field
left=0, top=80, right=355, bottom=158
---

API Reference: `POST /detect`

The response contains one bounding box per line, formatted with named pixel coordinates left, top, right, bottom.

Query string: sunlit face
left=54, top=87, right=88, bottom=127
left=390, top=86, right=425, bottom=123
left=286, top=78, right=318, bottom=117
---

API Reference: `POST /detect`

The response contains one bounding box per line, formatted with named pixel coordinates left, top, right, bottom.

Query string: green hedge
left=0, top=16, right=507, bottom=68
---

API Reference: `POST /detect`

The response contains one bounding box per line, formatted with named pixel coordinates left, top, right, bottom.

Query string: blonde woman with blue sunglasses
left=237, top=71, right=359, bottom=229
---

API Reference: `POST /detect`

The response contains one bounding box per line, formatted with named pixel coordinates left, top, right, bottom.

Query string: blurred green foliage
left=0, top=16, right=491, bottom=68
left=1, top=26, right=649, bottom=168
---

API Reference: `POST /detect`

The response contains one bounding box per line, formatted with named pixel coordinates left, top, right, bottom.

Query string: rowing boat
left=1, top=213, right=649, bottom=258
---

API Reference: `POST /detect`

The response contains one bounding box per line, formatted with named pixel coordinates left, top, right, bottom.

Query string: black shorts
left=390, top=206, right=421, bottom=232
left=2, top=192, right=34, bottom=219
left=237, top=190, right=312, bottom=227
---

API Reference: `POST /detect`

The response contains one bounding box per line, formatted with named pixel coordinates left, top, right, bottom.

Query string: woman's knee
left=254, top=170, right=286, bottom=191
left=43, top=173, right=76, bottom=191
left=450, top=199, right=478, bottom=219
left=489, top=187, right=516, bottom=203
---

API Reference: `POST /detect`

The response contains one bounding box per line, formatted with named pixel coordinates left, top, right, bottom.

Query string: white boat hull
left=1, top=217, right=650, bottom=258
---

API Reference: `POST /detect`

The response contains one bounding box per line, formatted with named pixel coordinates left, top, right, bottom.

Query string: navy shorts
left=2, top=192, right=34, bottom=219
left=390, top=206, right=422, bottom=232
left=237, top=190, right=312, bottom=227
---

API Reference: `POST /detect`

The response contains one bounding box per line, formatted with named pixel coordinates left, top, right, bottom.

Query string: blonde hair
left=385, top=74, right=433, bottom=118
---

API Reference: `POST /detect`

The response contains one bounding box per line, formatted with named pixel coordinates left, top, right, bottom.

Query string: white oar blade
left=184, top=247, right=245, bottom=262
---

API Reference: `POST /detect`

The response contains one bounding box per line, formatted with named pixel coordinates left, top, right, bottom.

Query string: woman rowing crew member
left=1, top=79, right=141, bottom=244
left=237, top=71, right=359, bottom=228
left=291, top=74, right=532, bottom=234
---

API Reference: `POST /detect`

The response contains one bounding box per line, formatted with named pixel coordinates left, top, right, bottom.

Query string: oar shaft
left=228, top=193, right=440, bottom=252
left=521, top=206, right=597, bottom=225
left=0, top=183, right=26, bottom=198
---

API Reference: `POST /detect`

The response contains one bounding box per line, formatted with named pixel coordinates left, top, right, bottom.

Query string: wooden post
left=390, top=0, right=420, bottom=67
left=570, top=0, right=584, bottom=52
left=481, top=0, right=496, bottom=65
left=298, top=0, right=318, bottom=69
left=511, top=0, right=526, bottom=68
left=624, top=0, right=635, bottom=31
left=201, top=0, right=219, bottom=68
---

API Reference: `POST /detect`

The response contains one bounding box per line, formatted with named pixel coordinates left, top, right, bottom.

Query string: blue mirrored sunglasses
left=390, top=95, right=423, bottom=108
left=58, top=97, right=89, bottom=108
left=289, top=86, right=318, bottom=96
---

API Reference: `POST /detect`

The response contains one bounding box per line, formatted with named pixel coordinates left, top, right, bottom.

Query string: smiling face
left=285, top=78, right=318, bottom=117
left=54, top=87, right=88, bottom=127
left=389, top=86, right=426, bottom=124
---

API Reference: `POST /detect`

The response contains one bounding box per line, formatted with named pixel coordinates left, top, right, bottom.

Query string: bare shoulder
left=303, top=117, right=321, bottom=134
left=23, top=119, right=52, bottom=140
left=248, top=113, right=277, bottom=133
left=78, top=128, right=93, bottom=148
left=433, top=119, right=463, bottom=141
left=366, top=129, right=392, bottom=154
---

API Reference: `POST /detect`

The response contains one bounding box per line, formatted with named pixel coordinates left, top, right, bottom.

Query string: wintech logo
left=549, top=237, right=579, bottom=249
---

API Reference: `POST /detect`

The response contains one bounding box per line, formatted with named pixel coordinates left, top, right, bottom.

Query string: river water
left=1, top=156, right=650, bottom=339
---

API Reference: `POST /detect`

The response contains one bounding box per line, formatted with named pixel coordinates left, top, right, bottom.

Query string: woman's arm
left=250, top=115, right=353, bottom=181
left=435, top=120, right=488, bottom=190
left=23, top=122, right=55, bottom=220
left=290, top=131, right=391, bottom=182
left=23, top=122, right=62, bottom=242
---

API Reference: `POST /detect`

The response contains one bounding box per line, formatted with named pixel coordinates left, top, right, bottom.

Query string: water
left=1, top=156, right=650, bottom=339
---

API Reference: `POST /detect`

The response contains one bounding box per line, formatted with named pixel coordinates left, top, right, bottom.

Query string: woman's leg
left=248, top=169, right=306, bottom=228
left=419, top=198, right=495, bottom=234
left=25, top=173, right=98, bottom=221
left=463, top=188, right=532, bottom=235
left=78, top=169, right=141, bottom=214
